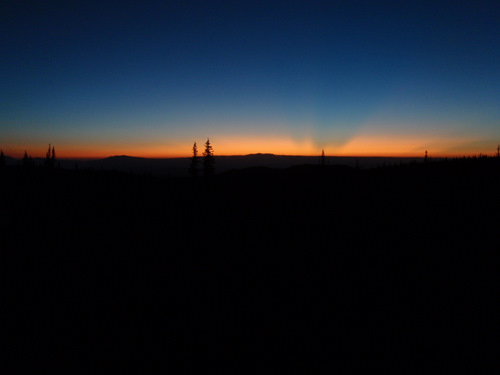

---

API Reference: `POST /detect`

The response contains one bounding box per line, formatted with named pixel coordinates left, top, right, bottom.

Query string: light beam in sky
left=1, top=1, right=499, bottom=158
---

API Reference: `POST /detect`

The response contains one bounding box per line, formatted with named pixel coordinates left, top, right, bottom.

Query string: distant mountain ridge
left=3, top=154, right=428, bottom=176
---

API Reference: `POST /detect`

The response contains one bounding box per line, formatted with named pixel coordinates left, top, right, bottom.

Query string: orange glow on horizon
left=2, top=134, right=495, bottom=159
left=334, top=133, right=494, bottom=158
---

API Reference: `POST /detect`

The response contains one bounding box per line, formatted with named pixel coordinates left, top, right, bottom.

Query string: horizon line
left=3, top=152, right=498, bottom=160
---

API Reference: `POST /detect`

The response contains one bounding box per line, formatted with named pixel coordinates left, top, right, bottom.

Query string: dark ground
left=2, top=157, right=499, bottom=372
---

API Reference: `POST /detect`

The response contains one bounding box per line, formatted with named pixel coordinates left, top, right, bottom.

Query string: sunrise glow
left=1, top=2, right=499, bottom=160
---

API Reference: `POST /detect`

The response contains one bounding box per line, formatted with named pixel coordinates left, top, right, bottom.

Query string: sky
left=1, top=0, right=499, bottom=158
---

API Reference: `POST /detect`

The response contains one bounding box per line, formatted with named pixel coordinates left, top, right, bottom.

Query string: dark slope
left=1, top=153, right=430, bottom=177
left=2, top=158, right=498, bottom=371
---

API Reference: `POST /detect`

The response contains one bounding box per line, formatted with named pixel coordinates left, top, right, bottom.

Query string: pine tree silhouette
left=203, top=138, right=215, bottom=177
left=23, top=151, right=31, bottom=168
left=0, top=150, right=5, bottom=168
left=320, top=149, right=325, bottom=166
left=189, top=141, right=199, bottom=177
left=45, top=144, right=53, bottom=168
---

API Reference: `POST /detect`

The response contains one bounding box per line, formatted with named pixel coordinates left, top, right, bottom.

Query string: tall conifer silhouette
left=23, top=151, right=30, bottom=168
left=189, top=142, right=199, bottom=177
left=45, top=144, right=53, bottom=168
left=203, top=138, right=215, bottom=177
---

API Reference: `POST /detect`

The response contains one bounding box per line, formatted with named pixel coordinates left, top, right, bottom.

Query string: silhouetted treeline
left=2, top=155, right=499, bottom=269
left=2, top=155, right=499, bottom=266
left=2, top=156, right=499, bottom=372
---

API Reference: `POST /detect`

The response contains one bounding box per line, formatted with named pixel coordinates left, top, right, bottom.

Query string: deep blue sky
left=2, top=1, right=499, bottom=157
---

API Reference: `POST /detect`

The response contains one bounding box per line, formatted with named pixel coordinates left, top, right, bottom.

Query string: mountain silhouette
left=1, top=154, right=432, bottom=176
left=2, top=153, right=498, bottom=372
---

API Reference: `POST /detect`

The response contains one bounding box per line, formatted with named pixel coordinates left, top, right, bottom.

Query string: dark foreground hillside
left=2, top=158, right=499, bottom=372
